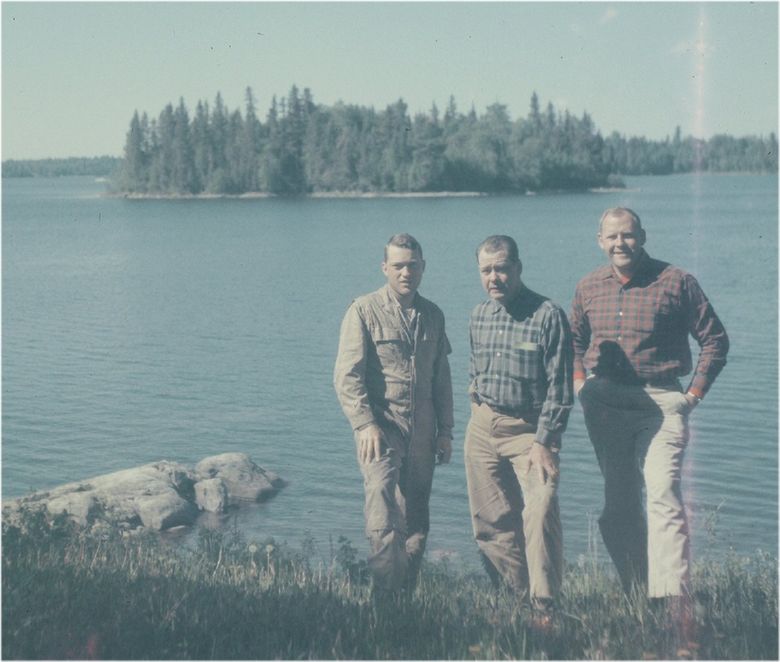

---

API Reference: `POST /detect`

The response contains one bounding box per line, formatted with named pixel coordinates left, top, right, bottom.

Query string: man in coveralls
left=334, top=233, right=454, bottom=593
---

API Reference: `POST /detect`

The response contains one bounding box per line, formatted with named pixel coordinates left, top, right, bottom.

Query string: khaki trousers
left=357, top=403, right=436, bottom=591
left=464, top=402, right=563, bottom=600
left=579, top=377, right=691, bottom=597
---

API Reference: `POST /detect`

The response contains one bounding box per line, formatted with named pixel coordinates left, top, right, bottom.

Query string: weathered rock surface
left=194, top=478, right=229, bottom=513
left=2, top=453, right=285, bottom=533
left=195, top=453, right=284, bottom=504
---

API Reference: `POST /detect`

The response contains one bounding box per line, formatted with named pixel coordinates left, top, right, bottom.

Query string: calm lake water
left=3, top=174, right=777, bottom=570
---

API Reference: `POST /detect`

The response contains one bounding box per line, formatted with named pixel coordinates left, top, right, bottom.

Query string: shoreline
left=105, top=187, right=633, bottom=200
left=109, top=190, right=488, bottom=200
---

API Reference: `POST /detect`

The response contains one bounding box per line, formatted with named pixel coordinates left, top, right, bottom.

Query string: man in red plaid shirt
left=570, top=207, right=728, bottom=603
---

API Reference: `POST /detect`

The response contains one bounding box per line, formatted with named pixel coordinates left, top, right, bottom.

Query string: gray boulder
left=46, top=492, right=100, bottom=527
left=194, top=478, right=229, bottom=513
left=135, top=492, right=199, bottom=530
left=195, top=452, right=286, bottom=504
left=3, top=454, right=284, bottom=533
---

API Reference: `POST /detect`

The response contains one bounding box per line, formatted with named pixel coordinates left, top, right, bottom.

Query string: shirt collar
left=487, top=284, right=527, bottom=314
left=600, top=250, right=651, bottom=283
left=382, top=285, right=419, bottom=311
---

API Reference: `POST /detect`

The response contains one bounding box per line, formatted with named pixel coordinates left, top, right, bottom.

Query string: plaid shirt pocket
left=512, top=345, right=542, bottom=381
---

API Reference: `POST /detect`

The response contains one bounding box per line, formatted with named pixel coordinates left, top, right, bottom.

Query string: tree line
left=117, top=87, right=777, bottom=195
left=3, top=87, right=776, bottom=189
left=117, top=88, right=616, bottom=195
left=2, top=156, right=120, bottom=178
left=603, top=127, right=778, bottom=176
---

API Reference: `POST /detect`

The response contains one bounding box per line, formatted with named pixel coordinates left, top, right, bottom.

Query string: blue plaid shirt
left=469, top=286, right=574, bottom=447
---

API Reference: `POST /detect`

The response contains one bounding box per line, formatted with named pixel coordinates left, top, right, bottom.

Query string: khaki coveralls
left=334, top=286, right=453, bottom=590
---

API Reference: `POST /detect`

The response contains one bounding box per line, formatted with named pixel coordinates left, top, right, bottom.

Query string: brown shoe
left=530, top=611, right=555, bottom=635
left=529, top=598, right=556, bottom=635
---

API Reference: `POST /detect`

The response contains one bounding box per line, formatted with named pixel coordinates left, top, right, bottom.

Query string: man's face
left=598, top=214, right=646, bottom=273
left=382, top=245, right=425, bottom=299
left=478, top=249, right=521, bottom=304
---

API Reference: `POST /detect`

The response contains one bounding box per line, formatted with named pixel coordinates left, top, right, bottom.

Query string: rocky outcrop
left=195, top=453, right=283, bottom=504
left=2, top=453, right=285, bottom=533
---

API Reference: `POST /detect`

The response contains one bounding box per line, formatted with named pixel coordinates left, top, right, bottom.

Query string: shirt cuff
left=687, top=385, right=705, bottom=399
left=352, top=414, right=377, bottom=432
left=687, top=374, right=711, bottom=399
left=535, top=427, right=562, bottom=449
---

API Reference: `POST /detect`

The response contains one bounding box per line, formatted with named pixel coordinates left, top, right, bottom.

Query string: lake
left=2, top=173, right=777, bottom=570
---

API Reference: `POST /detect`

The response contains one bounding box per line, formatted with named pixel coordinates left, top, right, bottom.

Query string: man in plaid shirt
left=465, top=235, right=573, bottom=622
left=570, top=207, right=728, bottom=605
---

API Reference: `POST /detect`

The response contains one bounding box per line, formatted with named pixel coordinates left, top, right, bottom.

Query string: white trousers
left=579, top=377, right=691, bottom=597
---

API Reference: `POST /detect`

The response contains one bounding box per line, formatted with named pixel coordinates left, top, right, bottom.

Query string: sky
left=2, top=1, right=777, bottom=160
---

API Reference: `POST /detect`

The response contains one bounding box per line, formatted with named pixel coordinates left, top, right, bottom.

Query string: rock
left=195, top=478, right=228, bottom=513
left=46, top=492, right=100, bottom=526
left=135, top=492, right=198, bottom=530
left=195, top=453, right=286, bottom=504
left=2, top=454, right=284, bottom=533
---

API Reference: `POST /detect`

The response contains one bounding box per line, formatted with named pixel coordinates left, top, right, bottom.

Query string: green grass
left=3, top=510, right=777, bottom=660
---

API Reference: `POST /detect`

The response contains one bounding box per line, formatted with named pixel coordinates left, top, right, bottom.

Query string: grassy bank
left=3, top=512, right=777, bottom=660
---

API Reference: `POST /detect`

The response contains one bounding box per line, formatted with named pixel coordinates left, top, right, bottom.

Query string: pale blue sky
left=2, top=1, right=777, bottom=159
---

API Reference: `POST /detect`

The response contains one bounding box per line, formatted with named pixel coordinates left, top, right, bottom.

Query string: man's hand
left=357, top=424, right=385, bottom=463
left=528, top=442, right=559, bottom=484
left=574, top=378, right=586, bottom=395
left=683, top=392, right=701, bottom=410
left=436, top=436, right=452, bottom=464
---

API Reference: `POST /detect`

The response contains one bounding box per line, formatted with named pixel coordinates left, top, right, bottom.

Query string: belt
left=472, top=395, right=540, bottom=423
left=590, top=372, right=680, bottom=389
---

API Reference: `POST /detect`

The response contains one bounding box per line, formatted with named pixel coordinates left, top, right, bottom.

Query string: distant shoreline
left=107, top=187, right=634, bottom=200
left=110, top=190, right=487, bottom=200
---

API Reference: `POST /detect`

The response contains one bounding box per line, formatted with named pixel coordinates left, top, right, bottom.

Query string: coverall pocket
left=371, top=327, right=406, bottom=362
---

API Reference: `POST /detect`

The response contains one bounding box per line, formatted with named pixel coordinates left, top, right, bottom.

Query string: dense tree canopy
left=116, top=88, right=625, bottom=195
left=4, top=87, right=776, bottom=188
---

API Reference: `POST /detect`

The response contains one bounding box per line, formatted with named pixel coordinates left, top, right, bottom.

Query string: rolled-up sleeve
left=684, top=274, right=729, bottom=398
left=333, top=303, right=376, bottom=431
left=537, top=305, right=574, bottom=448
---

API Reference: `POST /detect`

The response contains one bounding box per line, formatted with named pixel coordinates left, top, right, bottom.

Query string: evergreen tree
left=238, top=86, right=262, bottom=192
left=120, top=111, right=148, bottom=192
left=172, top=98, right=198, bottom=193
left=406, top=104, right=444, bottom=191
left=113, top=86, right=777, bottom=195
left=208, top=93, right=230, bottom=192
left=278, top=84, right=307, bottom=194
left=379, top=99, right=412, bottom=191
left=191, top=101, right=212, bottom=190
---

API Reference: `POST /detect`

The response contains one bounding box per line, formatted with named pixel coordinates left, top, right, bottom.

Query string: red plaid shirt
left=569, top=251, right=728, bottom=398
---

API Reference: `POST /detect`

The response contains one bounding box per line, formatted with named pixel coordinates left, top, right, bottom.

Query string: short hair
left=476, top=235, right=521, bottom=264
left=384, top=233, right=423, bottom=260
left=599, top=207, right=642, bottom=233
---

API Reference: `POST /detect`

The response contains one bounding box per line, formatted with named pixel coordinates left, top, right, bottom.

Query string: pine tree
left=409, top=104, right=445, bottom=191
left=172, top=98, right=198, bottom=193
left=120, top=111, right=147, bottom=192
